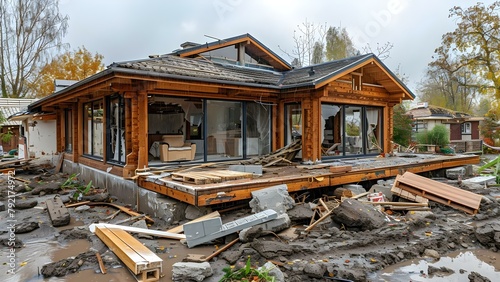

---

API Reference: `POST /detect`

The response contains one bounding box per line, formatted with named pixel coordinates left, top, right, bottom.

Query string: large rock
left=30, top=181, right=62, bottom=195
left=331, top=198, right=387, bottom=231
left=250, top=240, right=294, bottom=259
left=15, top=221, right=39, bottom=234
left=474, top=223, right=500, bottom=249
left=287, top=203, right=315, bottom=221
left=13, top=198, right=38, bottom=210
left=259, top=261, right=285, bottom=282
left=172, top=262, right=212, bottom=282
left=239, top=214, right=291, bottom=242
left=249, top=184, right=295, bottom=214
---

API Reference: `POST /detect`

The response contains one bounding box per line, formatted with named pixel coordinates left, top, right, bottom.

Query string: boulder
left=172, top=262, right=212, bottom=282
left=15, top=221, right=39, bottom=234
left=14, top=198, right=38, bottom=210
left=331, top=198, right=387, bottom=230
left=250, top=240, right=294, bottom=259
left=249, top=184, right=295, bottom=214
left=259, top=261, right=285, bottom=282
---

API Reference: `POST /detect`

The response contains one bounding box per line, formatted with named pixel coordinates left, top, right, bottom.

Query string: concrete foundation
left=62, top=159, right=186, bottom=223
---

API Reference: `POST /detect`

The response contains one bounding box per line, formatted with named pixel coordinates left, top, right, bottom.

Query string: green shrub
left=415, top=125, right=449, bottom=146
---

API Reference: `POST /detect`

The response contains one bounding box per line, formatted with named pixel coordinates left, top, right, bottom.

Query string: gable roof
left=0, top=98, right=37, bottom=126
left=169, top=33, right=292, bottom=71
left=407, top=105, right=482, bottom=121
left=28, top=35, right=415, bottom=110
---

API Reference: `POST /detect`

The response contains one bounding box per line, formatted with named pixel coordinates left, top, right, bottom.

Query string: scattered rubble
left=1, top=157, right=500, bottom=281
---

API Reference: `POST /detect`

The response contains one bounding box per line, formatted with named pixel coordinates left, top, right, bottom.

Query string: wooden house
left=26, top=34, right=415, bottom=178
left=407, top=103, right=483, bottom=152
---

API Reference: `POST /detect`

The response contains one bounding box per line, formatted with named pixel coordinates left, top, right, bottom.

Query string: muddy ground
left=1, top=157, right=500, bottom=282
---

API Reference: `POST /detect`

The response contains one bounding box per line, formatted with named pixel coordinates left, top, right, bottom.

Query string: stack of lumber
left=241, top=138, right=302, bottom=167
left=391, top=172, right=482, bottom=215
left=94, top=225, right=162, bottom=282
left=171, top=169, right=254, bottom=184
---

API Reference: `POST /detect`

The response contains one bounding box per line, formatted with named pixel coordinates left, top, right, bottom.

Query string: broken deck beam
left=93, top=226, right=162, bottom=281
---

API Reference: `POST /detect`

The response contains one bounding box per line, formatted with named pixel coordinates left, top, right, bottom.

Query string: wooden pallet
left=94, top=226, right=162, bottom=282
left=392, top=172, right=482, bottom=214
left=171, top=169, right=254, bottom=184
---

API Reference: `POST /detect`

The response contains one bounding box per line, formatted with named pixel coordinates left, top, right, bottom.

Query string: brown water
left=370, top=249, right=500, bottom=281
left=5, top=236, right=216, bottom=282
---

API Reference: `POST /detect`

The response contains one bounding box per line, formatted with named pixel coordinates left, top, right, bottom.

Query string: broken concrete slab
left=14, top=198, right=38, bottom=210
left=15, top=221, right=39, bottom=234
left=185, top=205, right=212, bottom=220
left=239, top=213, right=291, bottom=242
left=287, top=202, right=315, bottom=221
left=331, top=198, right=387, bottom=231
left=250, top=240, right=294, bottom=259
left=46, top=197, right=70, bottom=227
left=368, top=184, right=392, bottom=201
left=172, top=261, right=213, bottom=282
left=249, top=184, right=295, bottom=214
left=446, top=167, right=465, bottom=180
left=183, top=209, right=278, bottom=248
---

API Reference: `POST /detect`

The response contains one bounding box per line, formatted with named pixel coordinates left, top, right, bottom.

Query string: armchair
left=160, top=135, right=196, bottom=162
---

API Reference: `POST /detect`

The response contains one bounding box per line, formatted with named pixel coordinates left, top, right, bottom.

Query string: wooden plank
left=96, top=252, right=107, bottom=274
left=90, top=223, right=186, bottom=240
left=329, top=165, right=352, bottom=173
left=65, top=201, right=155, bottom=224
left=94, top=227, right=154, bottom=275
left=55, top=152, right=64, bottom=173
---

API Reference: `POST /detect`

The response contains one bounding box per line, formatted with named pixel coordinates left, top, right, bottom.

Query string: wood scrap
left=329, top=165, right=353, bottom=173
left=66, top=201, right=154, bottom=224
left=54, top=152, right=64, bottom=173
left=95, top=252, right=107, bottom=274
left=204, top=238, right=239, bottom=261
left=305, top=208, right=335, bottom=232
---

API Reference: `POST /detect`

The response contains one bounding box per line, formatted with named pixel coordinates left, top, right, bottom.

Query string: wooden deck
left=137, top=154, right=481, bottom=207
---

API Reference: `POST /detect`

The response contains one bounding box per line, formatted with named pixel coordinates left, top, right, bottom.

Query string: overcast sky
left=59, top=0, right=495, bottom=94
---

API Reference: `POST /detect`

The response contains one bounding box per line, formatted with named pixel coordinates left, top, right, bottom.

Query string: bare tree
left=279, top=19, right=327, bottom=67
left=0, top=0, right=68, bottom=98
left=361, top=42, right=393, bottom=61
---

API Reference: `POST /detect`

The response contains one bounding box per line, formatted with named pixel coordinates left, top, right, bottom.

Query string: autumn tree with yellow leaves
left=425, top=2, right=500, bottom=113
left=31, top=46, right=105, bottom=97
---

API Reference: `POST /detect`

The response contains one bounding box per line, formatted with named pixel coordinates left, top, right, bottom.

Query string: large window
left=246, top=102, right=271, bottom=156
left=321, top=104, right=383, bottom=157
left=64, top=109, right=72, bottom=153
left=285, top=103, right=302, bottom=145
left=206, top=100, right=242, bottom=160
left=83, top=100, right=104, bottom=158
left=107, top=96, right=126, bottom=163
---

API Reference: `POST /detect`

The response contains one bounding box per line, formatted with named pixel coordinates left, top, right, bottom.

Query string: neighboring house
left=25, top=33, right=414, bottom=178
left=407, top=103, right=483, bottom=152
left=0, top=98, right=37, bottom=154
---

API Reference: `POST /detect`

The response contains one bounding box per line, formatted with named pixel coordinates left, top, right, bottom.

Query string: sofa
left=160, top=135, right=196, bottom=162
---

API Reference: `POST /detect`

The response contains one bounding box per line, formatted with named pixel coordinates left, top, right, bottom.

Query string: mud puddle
left=369, top=249, right=500, bottom=281
left=6, top=236, right=216, bottom=282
